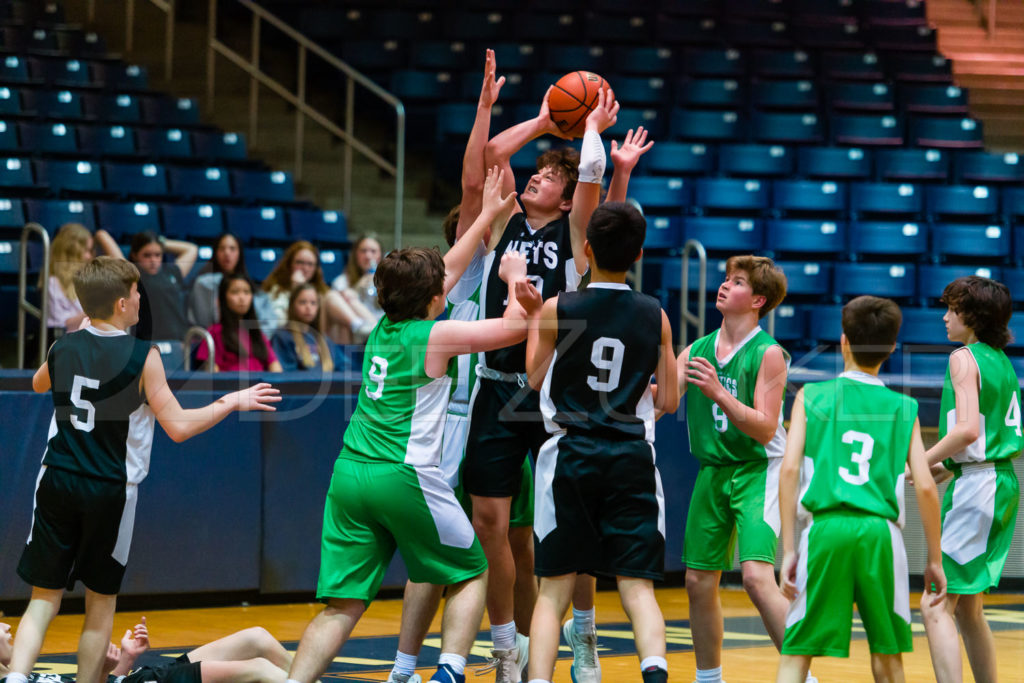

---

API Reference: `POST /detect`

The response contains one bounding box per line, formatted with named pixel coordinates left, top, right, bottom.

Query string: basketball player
left=919, top=276, right=1023, bottom=683
left=674, top=255, right=799, bottom=683
left=523, top=202, right=678, bottom=683
left=7, top=257, right=281, bottom=683
left=776, top=296, right=946, bottom=683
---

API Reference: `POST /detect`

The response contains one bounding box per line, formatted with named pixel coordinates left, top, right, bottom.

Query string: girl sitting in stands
left=188, top=232, right=263, bottom=329
left=271, top=283, right=348, bottom=373
left=44, top=223, right=121, bottom=335
left=198, top=273, right=282, bottom=373
left=129, top=230, right=198, bottom=341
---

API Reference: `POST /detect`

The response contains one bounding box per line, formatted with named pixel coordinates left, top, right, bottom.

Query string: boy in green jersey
left=283, top=167, right=543, bottom=683
left=676, top=255, right=793, bottom=683
left=920, top=276, right=1023, bottom=683
left=776, top=296, right=946, bottom=683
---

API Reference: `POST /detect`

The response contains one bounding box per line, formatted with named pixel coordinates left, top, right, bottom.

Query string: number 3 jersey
left=800, top=372, right=919, bottom=524
left=539, top=283, right=661, bottom=441
left=342, top=317, right=453, bottom=467
left=686, top=326, right=788, bottom=466
left=44, top=327, right=155, bottom=484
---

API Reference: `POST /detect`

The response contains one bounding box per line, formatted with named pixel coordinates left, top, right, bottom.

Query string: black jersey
left=480, top=212, right=580, bottom=373
left=44, top=327, right=155, bottom=483
left=541, top=283, right=662, bottom=441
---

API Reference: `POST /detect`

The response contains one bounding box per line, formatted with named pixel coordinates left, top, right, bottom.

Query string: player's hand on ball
left=514, top=279, right=543, bottom=317
left=779, top=551, right=798, bottom=600
left=610, top=126, right=654, bottom=172
left=236, top=383, right=282, bottom=412
left=585, top=86, right=619, bottom=134
left=538, top=86, right=572, bottom=140
left=498, top=250, right=528, bottom=284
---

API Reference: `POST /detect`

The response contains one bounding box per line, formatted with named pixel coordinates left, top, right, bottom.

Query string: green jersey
left=800, top=372, right=919, bottom=524
left=686, top=326, right=788, bottom=466
left=939, top=343, right=1023, bottom=466
left=342, top=317, right=452, bottom=467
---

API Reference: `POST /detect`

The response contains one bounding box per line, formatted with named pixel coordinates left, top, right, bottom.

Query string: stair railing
left=679, top=239, right=706, bottom=352
left=17, top=223, right=49, bottom=369
left=184, top=326, right=215, bottom=372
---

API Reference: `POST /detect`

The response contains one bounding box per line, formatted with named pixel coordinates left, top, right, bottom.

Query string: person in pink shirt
left=198, top=274, right=283, bottom=373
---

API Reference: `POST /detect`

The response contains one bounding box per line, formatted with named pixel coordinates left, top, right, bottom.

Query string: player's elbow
left=161, top=422, right=188, bottom=443
left=484, top=138, right=507, bottom=164
left=959, top=424, right=980, bottom=444
left=655, top=390, right=680, bottom=415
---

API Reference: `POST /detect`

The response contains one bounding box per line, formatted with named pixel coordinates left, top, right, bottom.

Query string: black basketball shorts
left=123, top=655, right=202, bottom=683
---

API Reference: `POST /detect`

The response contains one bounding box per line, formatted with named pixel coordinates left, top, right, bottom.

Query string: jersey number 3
left=70, top=374, right=100, bottom=432
left=839, top=430, right=874, bottom=486
left=587, top=337, right=625, bottom=392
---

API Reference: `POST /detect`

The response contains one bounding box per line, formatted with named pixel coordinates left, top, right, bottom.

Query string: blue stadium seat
left=231, top=169, right=295, bottom=204
left=96, top=201, right=161, bottom=240
left=25, top=89, right=84, bottom=119
left=773, top=180, right=846, bottom=214
left=168, top=166, right=231, bottom=200
left=339, top=41, right=405, bottom=71
left=25, top=198, right=96, bottom=233
left=606, top=108, right=665, bottom=139
left=1002, top=187, right=1024, bottom=220
left=911, top=117, right=984, bottom=149
left=0, top=197, right=25, bottom=229
left=245, top=246, right=283, bottom=282
left=459, top=71, right=530, bottom=103
left=677, top=78, right=746, bottom=108
left=889, top=53, right=952, bottom=82
left=718, top=144, right=794, bottom=178
left=0, top=157, right=34, bottom=189
left=753, top=112, right=824, bottom=144
left=834, top=262, right=917, bottom=299
left=957, top=151, right=1024, bottom=185
left=20, top=121, right=78, bottom=154
left=902, top=84, right=969, bottom=114
left=827, top=82, right=896, bottom=111
left=660, top=257, right=728, bottom=293
left=628, top=176, right=690, bottom=211
left=510, top=138, right=573, bottom=176
left=86, top=93, right=142, bottom=123
left=79, top=124, right=136, bottom=158
left=409, top=42, right=471, bottom=71
left=389, top=70, right=459, bottom=102
left=161, top=203, right=224, bottom=241
left=805, top=304, right=843, bottom=342
left=681, top=217, right=763, bottom=252
left=656, top=16, right=720, bottom=46
left=793, top=0, right=858, bottom=22
left=288, top=208, right=348, bottom=245
left=876, top=148, right=950, bottom=181
left=0, top=120, right=19, bottom=153
left=798, top=146, right=872, bottom=180
left=888, top=350, right=955, bottom=379
left=820, top=51, right=885, bottom=80
left=765, top=219, right=845, bottom=255
left=791, top=20, right=865, bottom=50
left=791, top=350, right=845, bottom=374
left=751, top=49, right=815, bottom=78
left=919, top=264, right=1002, bottom=301
left=0, top=55, right=32, bottom=83
left=226, top=206, right=287, bottom=243
left=318, top=247, right=345, bottom=283
left=137, top=128, right=193, bottom=159
left=683, top=48, right=747, bottom=77
left=725, top=19, right=792, bottom=47
left=751, top=79, right=818, bottom=110
left=869, top=24, right=936, bottom=52
left=95, top=63, right=148, bottom=91
left=1003, top=267, right=1024, bottom=302
left=644, top=142, right=715, bottom=176
left=1015, top=226, right=1024, bottom=265
left=0, top=238, right=20, bottom=274
left=490, top=43, right=542, bottom=71
left=613, top=76, right=668, bottom=107
left=695, top=178, right=770, bottom=212
left=39, top=58, right=94, bottom=88
left=926, top=185, right=998, bottom=219
left=832, top=114, right=904, bottom=146
left=850, top=182, right=923, bottom=216
left=104, top=162, right=169, bottom=197
left=931, top=223, right=1009, bottom=261
left=898, top=306, right=949, bottom=345
left=192, top=131, right=247, bottom=162
left=25, top=28, right=59, bottom=53
left=642, top=215, right=682, bottom=251
left=848, top=221, right=927, bottom=258
left=671, top=109, right=743, bottom=142
left=770, top=304, right=806, bottom=343
left=545, top=45, right=610, bottom=74
left=515, top=13, right=583, bottom=43
left=776, top=260, right=833, bottom=296
left=613, top=46, right=675, bottom=75
left=0, top=87, right=22, bottom=116
left=35, top=159, right=102, bottom=195
left=864, top=0, right=927, bottom=24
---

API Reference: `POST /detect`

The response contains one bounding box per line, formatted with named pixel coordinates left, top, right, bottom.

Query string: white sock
left=7, top=673, right=28, bottom=683
left=527, top=680, right=551, bottom=683
left=391, top=650, right=417, bottom=677
left=572, top=607, right=596, bottom=633
left=640, top=656, right=668, bottom=672
left=696, top=667, right=722, bottom=683
left=438, top=652, right=467, bottom=675
left=491, top=621, right=517, bottom=651
left=285, top=678, right=303, bottom=683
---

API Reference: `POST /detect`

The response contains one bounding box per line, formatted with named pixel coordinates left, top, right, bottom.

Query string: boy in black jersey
left=523, top=202, right=679, bottom=683
left=8, top=257, right=280, bottom=683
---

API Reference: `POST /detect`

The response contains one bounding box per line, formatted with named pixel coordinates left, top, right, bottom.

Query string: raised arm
left=94, top=229, right=126, bottom=260
left=456, top=48, right=505, bottom=240
left=925, top=347, right=980, bottom=466
left=908, top=418, right=946, bottom=605
left=653, top=309, right=680, bottom=414
left=777, top=387, right=806, bottom=600
left=686, top=343, right=787, bottom=445
left=525, top=296, right=559, bottom=390
left=163, top=237, right=199, bottom=278
left=141, top=348, right=280, bottom=442
left=568, top=87, right=618, bottom=275
left=606, top=127, right=654, bottom=203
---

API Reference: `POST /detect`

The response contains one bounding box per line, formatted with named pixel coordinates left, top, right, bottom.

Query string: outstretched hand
left=481, top=165, right=518, bottom=222
left=234, top=383, right=282, bottom=412
left=585, top=86, right=619, bottom=135
left=514, top=279, right=543, bottom=317
left=610, top=126, right=654, bottom=172
left=121, top=616, right=150, bottom=658
left=498, top=250, right=528, bottom=285
left=103, top=643, right=121, bottom=674
left=479, top=48, right=505, bottom=108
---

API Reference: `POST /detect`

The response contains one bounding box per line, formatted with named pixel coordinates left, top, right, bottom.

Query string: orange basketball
left=548, top=71, right=609, bottom=139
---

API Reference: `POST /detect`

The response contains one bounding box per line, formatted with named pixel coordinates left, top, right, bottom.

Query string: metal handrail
left=206, top=0, right=407, bottom=247
left=679, top=239, right=707, bottom=352
left=184, top=326, right=215, bottom=372
left=125, top=0, right=176, bottom=81
left=18, top=223, right=50, bottom=369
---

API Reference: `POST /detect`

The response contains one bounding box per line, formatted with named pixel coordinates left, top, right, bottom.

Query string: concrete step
left=968, top=105, right=1024, bottom=119
left=969, top=88, right=1024, bottom=104
left=953, top=61, right=1024, bottom=75
left=978, top=118, right=1024, bottom=134
left=956, top=73, right=1024, bottom=88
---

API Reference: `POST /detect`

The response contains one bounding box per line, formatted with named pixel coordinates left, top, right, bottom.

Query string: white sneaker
left=475, top=646, right=522, bottom=683
left=805, top=676, right=818, bottom=683
left=515, top=632, right=530, bottom=680
left=386, top=674, right=422, bottom=683
left=562, top=618, right=600, bottom=683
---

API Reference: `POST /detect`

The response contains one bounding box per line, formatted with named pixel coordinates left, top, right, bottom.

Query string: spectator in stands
left=129, top=231, right=198, bottom=341
left=44, top=223, right=121, bottom=334
left=331, top=234, right=384, bottom=342
left=261, top=240, right=367, bottom=344
left=188, top=232, right=265, bottom=329
left=198, top=273, right=282, bottom=373
left=270, top=283, right=348, bottom=373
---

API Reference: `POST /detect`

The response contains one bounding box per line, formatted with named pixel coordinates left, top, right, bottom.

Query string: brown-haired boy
left=9, top=256, right=280, bottom=683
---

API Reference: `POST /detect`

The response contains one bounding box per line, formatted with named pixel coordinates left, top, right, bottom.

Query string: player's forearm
left=925, top=427, right=977, bottom=465
left=110, top=653, right=139, bottom=677
left=605, top=165, right=632, bottom=203
left=485, top=117, right=545, bottom=166
left=161, top=393, right=239, bottom=443
left=778, top=463, right=801, bottom=555
left=915, top=481, right=944, bottom=565
left=456, top=105, right=496, bottom=238
left=715, top=392, right=779, bottom=445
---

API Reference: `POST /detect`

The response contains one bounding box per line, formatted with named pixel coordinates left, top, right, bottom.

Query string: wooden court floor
left=7, top=587, right=1024, bottom=682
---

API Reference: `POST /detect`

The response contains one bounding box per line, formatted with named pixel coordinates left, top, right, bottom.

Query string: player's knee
left=740, top=567, right=773, bottom=596
left=242, top=626, right=275, bottom=650
left=954, top=595, right=984, bottom=623
left=685, top=568, right=716, bottom=593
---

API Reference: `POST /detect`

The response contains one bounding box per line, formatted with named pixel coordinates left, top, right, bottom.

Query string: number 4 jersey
left=540, top=283, right=662, bottom=440
left=44, top=327, right=155, bottom=484
left=800, top=372, right=919, bottom=523
left=343, top=317, right=453, bottom=467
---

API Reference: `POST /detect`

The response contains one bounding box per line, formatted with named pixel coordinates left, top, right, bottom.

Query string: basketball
left=548, top=70, right=609, bottom=138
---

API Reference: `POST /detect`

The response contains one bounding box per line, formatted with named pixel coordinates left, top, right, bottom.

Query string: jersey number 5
left=839, top=430, right=874, bottom=486
left=587, top=337, right=625, bottom=392
left=70, top=374, right=100, bottom=432
left=1006, top=392, right=1022, bottom=437
left=366, top=356, right=388, bottom=400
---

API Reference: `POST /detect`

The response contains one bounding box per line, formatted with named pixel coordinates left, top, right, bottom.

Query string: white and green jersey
left=342, top=317, right=452, bottom=467
left=446, top=248, right=483, bottom=417
left=686, top=326, right=788, bottom=466
left=940, top=343, right=1024, bottom=467
left=800, top=372, right=919, bottom=525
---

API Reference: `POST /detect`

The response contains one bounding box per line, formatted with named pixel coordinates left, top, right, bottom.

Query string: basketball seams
left=549, top=70, right=606, bottom=136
